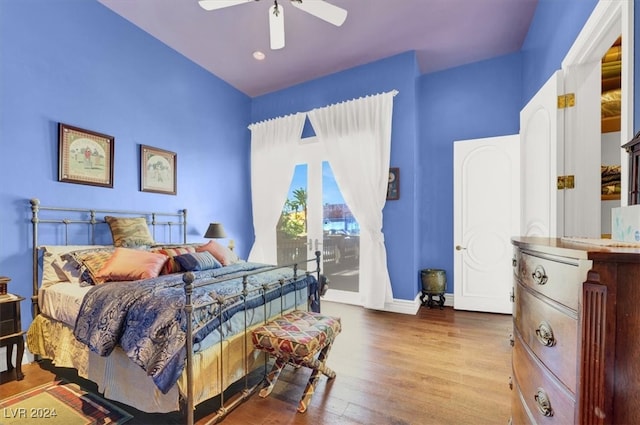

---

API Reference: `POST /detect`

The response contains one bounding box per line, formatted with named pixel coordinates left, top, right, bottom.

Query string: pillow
left=151, top=246, right=197, bottom=275
left=40, top=245, right=110, bottom=287
left=105, top=216, right=155, bottom=247
left=41, top=252, right=70, bottom=286
left=96, top=247, right=168, bottom=282
left=73, top=250, right=115, bottom=284
left=52, top=257, right=83, bottom=284
left=175, top=251, right=222, bottom=271
left=196, top=240, right=240, bottom=266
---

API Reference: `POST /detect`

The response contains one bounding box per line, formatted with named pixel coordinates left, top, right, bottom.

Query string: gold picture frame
left=58, top=123, right=114, bottom=188
left=140, top=145, right=177, bottom=195
left=387, top=167, right=399, bottom=200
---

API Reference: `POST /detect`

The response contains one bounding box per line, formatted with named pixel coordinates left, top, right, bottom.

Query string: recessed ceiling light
left=253, top=51, right=266, bottom=61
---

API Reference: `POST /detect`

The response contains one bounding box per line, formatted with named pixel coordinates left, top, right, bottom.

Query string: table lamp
left=204, top=222, right=235, bottom=251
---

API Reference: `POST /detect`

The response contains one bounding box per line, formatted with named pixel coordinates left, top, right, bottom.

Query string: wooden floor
left=1, top=302, right=513, bottom=424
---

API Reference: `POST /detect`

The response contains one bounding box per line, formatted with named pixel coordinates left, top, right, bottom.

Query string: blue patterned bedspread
left=73, top=262, right=317, bottom=393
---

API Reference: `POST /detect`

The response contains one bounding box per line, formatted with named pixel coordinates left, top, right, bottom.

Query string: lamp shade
left=204, top=223, right=227, bottom=239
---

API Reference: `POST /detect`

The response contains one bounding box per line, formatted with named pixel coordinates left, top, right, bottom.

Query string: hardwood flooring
left=1, top=302, right=512, bottom=424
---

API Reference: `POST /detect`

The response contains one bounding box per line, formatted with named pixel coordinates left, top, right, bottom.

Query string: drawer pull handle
left=534, top=387, right=554, bottom=417
left=535, top=321, right=556, bottom=347
left=532, top=265, right=548, bottom=285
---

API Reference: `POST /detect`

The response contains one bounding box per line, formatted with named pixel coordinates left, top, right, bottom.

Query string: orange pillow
left=196, top=240, right=239, bottom=266
left=96, top=247, right=168, bottom=282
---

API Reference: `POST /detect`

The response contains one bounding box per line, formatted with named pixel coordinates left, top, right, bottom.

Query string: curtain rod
left=248, top=89, right=399, bottom=129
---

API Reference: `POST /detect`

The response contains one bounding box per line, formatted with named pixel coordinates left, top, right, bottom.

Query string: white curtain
left=248, top=113, right=306, bottom=264
left=307, top=91, right=396, bottom=309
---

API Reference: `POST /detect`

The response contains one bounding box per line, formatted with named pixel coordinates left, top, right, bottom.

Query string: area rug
left=0, top=380, right=132, bottom=425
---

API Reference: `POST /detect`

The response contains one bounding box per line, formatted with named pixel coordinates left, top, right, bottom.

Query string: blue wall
left=417, top=53, right=523, bottom=293
left=521, top=0, right=599, bottom=103
left=252, top=51, right=420, bottom=301
left=0, top=0, right=621, bottom=332
left=0, top=0, right=253, bottom=329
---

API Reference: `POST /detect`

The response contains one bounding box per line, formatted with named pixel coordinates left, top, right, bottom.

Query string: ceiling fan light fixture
left=199, top=0, right=348, bottom=50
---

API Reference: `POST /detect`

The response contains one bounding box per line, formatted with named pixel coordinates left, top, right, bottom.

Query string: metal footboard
left=182, top=251, right=322, bottom=425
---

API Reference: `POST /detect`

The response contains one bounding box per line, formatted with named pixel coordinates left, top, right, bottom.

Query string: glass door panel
left=276, top=142, right=361, bottom=302
left=321, top=161, right=359, bottom=293
left=276, top=164, right=308, bottom=270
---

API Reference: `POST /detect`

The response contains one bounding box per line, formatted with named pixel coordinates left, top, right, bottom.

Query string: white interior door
left=453, top=135, right=520, bottom=314
left=520, top=70, right=564, bottom=237
left=562, top=60, right=601, bottom=237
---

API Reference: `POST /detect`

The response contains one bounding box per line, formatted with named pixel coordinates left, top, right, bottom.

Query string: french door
left=276, top=138, right=361, bottom=305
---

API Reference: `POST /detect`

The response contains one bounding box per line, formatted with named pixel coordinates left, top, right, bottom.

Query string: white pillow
left=52, top=257, right=83, bottom=284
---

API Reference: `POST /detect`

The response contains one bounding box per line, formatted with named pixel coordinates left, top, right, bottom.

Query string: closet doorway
left=276, top=138, right=362, bottom=306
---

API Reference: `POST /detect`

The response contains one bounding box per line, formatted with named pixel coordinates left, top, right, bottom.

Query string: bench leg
left=297, top=341, right=336, bottom=413
left=259, top=357, right=287, bottom=398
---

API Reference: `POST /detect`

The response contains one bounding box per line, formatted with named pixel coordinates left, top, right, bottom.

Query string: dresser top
left=512, top=237, right=640, bottom=262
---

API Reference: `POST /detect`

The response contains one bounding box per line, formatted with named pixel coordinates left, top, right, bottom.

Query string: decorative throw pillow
left=196, top=240, right=240, bottom=266
left=151, top=246, right=197, bottom=275
left=104, top=216, right=155, bottom=247
left=175, top=251, right=222, bottom=272
left=96, top=247, right=168, bottom=282
left=74, top=250, right=115, bottom=284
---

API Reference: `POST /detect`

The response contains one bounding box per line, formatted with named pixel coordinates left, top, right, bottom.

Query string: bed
left=25, top=199, right=322, bottom=425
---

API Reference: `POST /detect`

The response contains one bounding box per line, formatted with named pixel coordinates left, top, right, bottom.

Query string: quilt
left=73, top=262, right=317, bottom=393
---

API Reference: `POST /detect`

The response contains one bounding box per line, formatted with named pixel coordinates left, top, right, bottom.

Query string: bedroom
left=0, top=0, right=634, bottom=422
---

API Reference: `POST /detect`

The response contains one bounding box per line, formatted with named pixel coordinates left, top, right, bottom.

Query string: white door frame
left=562, top=0, right=634, bottom=208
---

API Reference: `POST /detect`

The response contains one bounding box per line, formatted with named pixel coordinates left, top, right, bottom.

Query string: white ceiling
left=98, top=0, right=539, bottom=97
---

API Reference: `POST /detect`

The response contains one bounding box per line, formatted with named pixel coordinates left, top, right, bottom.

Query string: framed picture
left=140, top=145, right=177, bottom=195
left=387, top=167, right=400, bottom=200
left=58, top=123, right=114, bottom=188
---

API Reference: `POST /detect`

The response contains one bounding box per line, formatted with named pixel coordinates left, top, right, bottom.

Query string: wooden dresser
left=510, top=237, right=640, bottom=425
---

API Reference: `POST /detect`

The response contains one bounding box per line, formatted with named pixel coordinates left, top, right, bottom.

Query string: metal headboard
left=30, top=198, right=188, bottom=317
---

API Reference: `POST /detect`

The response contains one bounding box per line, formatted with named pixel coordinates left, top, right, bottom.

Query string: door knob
left=455, top=245, right=466, bottom=251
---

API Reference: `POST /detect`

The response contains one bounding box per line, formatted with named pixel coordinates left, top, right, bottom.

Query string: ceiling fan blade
left=269, top=5, right=285, bottom=50
left=290, top=0, right=347, bottom=26
left=198, top=0, right=252, bottom=11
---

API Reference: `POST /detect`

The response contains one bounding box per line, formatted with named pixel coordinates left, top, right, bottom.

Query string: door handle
left=455, top=245, right=466, bottom=251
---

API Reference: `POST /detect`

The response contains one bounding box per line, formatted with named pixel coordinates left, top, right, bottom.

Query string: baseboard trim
left=323, top=290, right=454, bottom=315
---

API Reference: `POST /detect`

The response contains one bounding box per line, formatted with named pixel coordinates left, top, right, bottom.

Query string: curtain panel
left=307, top=91, right=396, bottom=309
left=247, top=113, right=306, bottom=264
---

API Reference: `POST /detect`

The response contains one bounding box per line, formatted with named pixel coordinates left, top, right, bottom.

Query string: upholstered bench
left=251, top=310, right=341, bottom=413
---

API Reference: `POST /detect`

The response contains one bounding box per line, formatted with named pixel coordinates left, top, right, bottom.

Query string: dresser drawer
left=511, top=379, right=535, bottom=425
left=0, top=301, right=18, bottom=336
left=516, top=250, right=584, bottom=310
left=514, top=282, right=578, bottom=392
left=512, top=333, right=575, bottom=425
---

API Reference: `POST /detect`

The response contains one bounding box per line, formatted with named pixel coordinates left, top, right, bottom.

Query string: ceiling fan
left=198, top=0, right=348, bottom=50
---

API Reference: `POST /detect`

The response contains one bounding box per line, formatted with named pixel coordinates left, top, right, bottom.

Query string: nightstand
left=0, top=295, right=25, bottom=381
